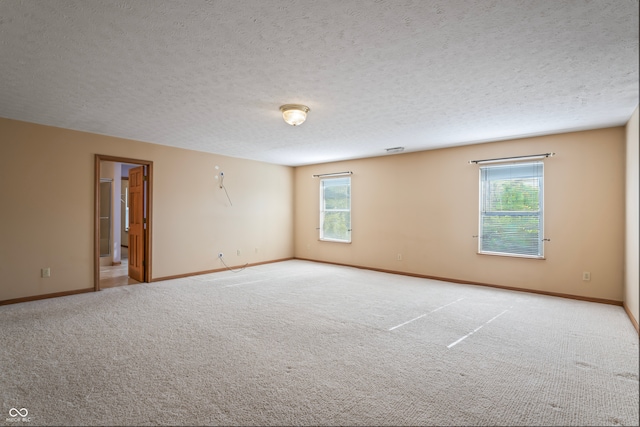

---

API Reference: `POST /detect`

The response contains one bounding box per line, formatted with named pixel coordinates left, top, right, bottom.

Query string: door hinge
left=143, top=175, right=148, bottom=181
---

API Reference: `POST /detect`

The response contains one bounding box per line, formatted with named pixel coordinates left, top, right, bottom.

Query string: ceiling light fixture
left=280, top=104, right=310, bottom=126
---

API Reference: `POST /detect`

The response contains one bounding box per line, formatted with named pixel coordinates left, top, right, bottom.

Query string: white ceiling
left=0, top=1, right=638, bottom=166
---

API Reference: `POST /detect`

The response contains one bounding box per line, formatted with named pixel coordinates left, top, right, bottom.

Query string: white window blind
left=320, top=177, right=351, bottom=243
left=479, top=162, right=544, bottom=258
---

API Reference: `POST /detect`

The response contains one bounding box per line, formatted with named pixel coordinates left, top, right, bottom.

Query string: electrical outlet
left=582, top=271, right=591, bottom=281
left=41, top=268, right=51, bottom=278
left=218, top=253, right=224, bottom=259
left=237, top=249, right=241, bottom=256
left=397, top=253, right=402, bottom=261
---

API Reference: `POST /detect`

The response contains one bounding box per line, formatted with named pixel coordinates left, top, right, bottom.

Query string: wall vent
left=385, top=146, right=405, bottom=153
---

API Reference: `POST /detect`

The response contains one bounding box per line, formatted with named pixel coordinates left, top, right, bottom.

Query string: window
left=479, top=162, right=544, bottom=258
left=320, top=177, right=351, bottom=242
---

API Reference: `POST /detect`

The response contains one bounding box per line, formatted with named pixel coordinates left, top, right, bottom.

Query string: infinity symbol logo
left=9, top=408, right=28, bottom=417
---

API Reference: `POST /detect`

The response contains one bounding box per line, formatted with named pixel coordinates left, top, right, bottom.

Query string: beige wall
left=0, top=116, right=629, bottom=305
left=625, top=106, right=639, bottom=325
left=295, top=127, right=626, bottom=302
left=0, top=118, right=294, bottom=301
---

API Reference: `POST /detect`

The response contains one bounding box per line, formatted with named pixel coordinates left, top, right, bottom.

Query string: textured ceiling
left=0, top=0, right=638, bottom=166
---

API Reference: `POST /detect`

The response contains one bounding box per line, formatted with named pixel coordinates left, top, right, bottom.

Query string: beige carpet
left=1, top=260, right=638, bottom=426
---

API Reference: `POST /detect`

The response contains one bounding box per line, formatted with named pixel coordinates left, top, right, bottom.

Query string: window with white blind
left=320, top=177, right=351, bottom=243
left=479, top=162, right=544, bottom=258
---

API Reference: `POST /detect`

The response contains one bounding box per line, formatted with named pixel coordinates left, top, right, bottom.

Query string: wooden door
left=128, top=166, right=145, bottom=282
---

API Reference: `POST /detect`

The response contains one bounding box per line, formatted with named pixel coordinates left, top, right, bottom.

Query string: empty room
left=0, top=1, right=638, bottom=426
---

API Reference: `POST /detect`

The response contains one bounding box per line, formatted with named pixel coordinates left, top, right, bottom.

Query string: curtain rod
left=312, top=171, right=353, bottom=178
left=469, top=152, right=555, bottom=165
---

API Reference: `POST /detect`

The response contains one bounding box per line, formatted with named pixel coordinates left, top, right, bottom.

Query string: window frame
left=478, top=161, right=545, bottom=259
left=319, top=176, right=352, bottom=243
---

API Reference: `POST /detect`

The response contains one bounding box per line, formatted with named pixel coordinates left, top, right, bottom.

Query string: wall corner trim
left=623, top=302, right=640, bottom=335
left=151, top=258, right=295, bottom=282
left=0, top=288, right=95, bottom=306
left=294, top=257, right=625, bottom=305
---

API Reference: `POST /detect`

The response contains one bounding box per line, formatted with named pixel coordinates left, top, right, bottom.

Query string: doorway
left=94, top=155, right=153, bottom=291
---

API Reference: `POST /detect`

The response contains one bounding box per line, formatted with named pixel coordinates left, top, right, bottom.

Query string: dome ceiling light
left=280, top=104, right=310, bottom=126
